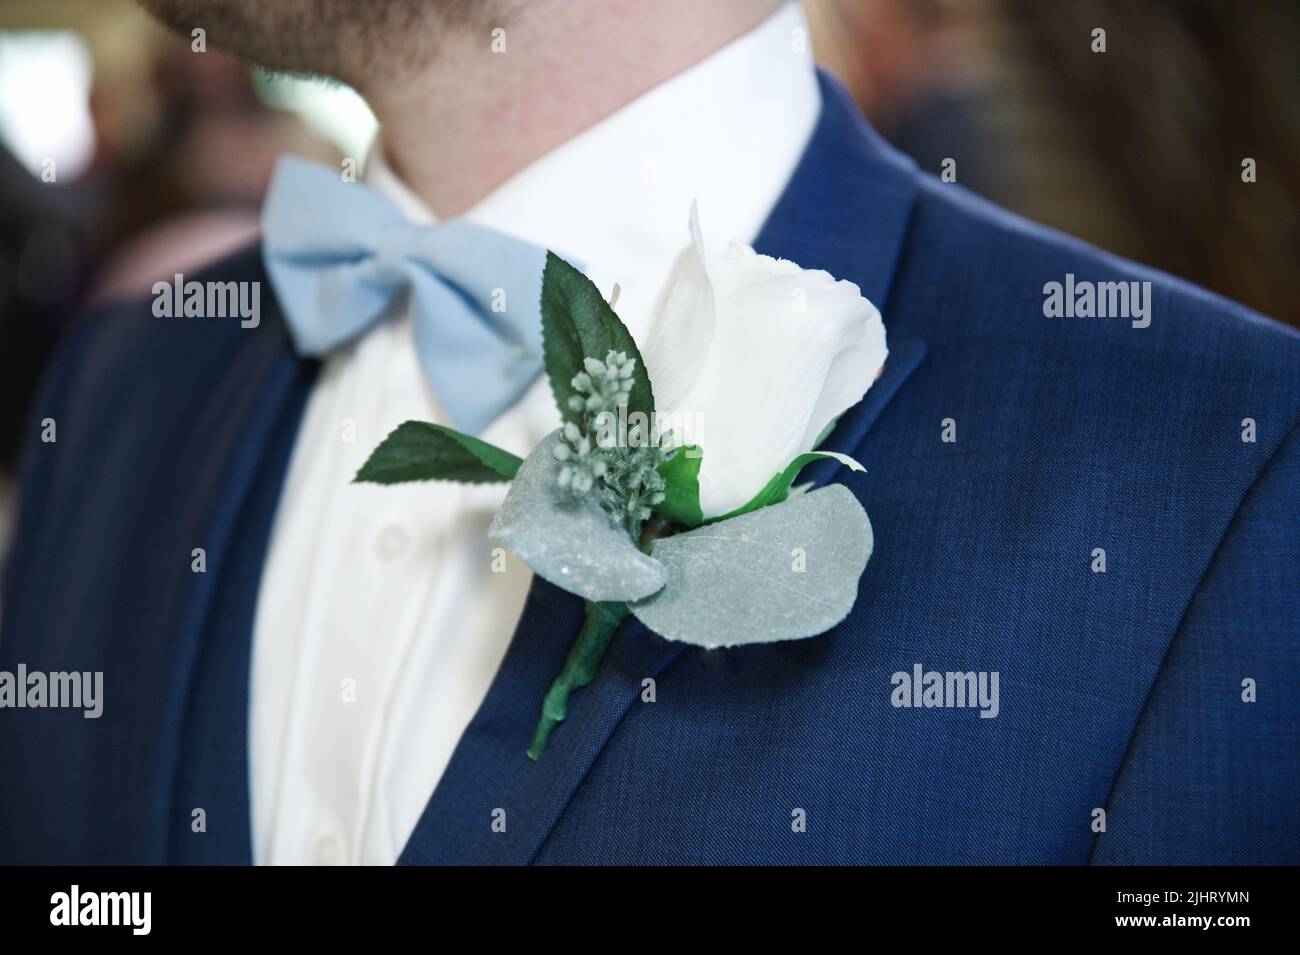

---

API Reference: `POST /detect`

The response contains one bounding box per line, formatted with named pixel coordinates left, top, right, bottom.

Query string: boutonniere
left=356, top=205, right=887, bottom=758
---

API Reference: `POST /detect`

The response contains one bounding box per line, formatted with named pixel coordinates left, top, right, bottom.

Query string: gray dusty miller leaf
left=489, top=429, right=667, bottom=602
left=629, top=483, right=873, bottom=648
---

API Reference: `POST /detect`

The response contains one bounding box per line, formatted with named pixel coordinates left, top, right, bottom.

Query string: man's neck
left=363, top=0, right=784, bottom=218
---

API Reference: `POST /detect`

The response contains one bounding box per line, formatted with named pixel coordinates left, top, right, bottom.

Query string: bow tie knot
left=373, top=222, right=423, bottom=289
left=261, top=156, right=554, bottom=434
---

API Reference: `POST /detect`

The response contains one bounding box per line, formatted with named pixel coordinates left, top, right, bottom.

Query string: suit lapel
left=751, top=70, right=926, bottom=488
left=397, top=579, right=680, bottom=864
left=400, top=69, right=927, bottom=865
left=168, top=347, right=316, bottom=864
left=753, top=73, right=919, bottom=310
left=133, top=264, right=314, bottom=863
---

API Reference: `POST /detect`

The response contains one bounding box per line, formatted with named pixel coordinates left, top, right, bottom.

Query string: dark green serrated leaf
left=654, top=445, right=704, bottom=528
left=540, top=251, right=655, bottom=425
left=353, top=420, right=522, bottom=485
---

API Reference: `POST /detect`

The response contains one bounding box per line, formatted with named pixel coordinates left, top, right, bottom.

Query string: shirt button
left=374, top=523, right=411, bottom=562
left=311, top=832, right=346, bottom=866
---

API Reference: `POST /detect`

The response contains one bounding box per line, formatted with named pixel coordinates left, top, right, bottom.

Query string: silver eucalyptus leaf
left=629, top=483, right=873, bottom=648
left=489, top=429, right=667, bottom=602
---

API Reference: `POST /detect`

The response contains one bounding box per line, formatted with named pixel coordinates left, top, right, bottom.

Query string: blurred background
left=1, top=0, right=1298, bottom=566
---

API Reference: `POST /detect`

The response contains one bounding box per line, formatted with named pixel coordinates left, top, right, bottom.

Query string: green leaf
left=654, top=445, right=704, bottom=528
left=353, top=421, right=522, bottom=485
left=630, top=484, right=873, bottom=648
left=528, top=601, right=630, bottom=760
left=713, top=450, right=866, bottom=521
left=540, top=252, right=655, bottom=425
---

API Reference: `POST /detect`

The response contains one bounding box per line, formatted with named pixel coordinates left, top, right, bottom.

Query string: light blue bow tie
left=262, top=155, right=550, bottom=434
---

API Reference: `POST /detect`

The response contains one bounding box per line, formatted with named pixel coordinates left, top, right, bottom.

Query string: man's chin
left=134, top=0, right=346, bottom=79
left=135, top=0, right=496, bottom=84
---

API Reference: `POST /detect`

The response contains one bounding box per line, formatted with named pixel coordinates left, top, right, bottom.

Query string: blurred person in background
left=0, top=0, right=1296, bottom=867
left=809, top=0, right=1003, bottom=198
left=0, top=11, right=336, bottom=575
left=810, top=0, right=1300, bottom=327
left=0, top=142, right=87, bottom=599
left=85, top=39, right=338, bottom=304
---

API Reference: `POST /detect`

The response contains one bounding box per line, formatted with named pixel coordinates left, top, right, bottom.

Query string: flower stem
left=527, top=600, right=631, bottom=760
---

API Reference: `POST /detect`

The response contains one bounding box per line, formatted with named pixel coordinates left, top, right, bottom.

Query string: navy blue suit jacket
left=3, top=74, right=1297, bottom=864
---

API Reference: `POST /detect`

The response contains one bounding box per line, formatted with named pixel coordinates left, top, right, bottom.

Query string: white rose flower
left=640, top=204, right=887, bottom=519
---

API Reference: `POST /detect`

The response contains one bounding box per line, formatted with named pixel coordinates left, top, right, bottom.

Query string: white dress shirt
left=249, top=1, right=821, bottom=865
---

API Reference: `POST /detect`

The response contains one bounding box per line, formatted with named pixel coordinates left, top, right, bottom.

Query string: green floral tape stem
left=527, top=600, right=630, bottom=760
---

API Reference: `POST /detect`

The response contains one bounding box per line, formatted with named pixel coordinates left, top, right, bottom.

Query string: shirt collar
left=366, top=1, right=820, bottom=342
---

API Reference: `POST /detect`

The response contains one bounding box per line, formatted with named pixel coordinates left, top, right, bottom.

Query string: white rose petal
left=639, top=203, right=887, bottom=519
